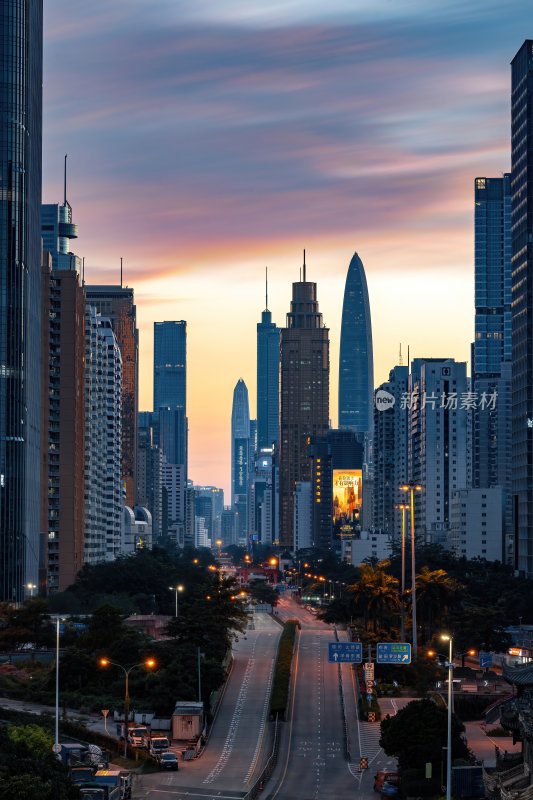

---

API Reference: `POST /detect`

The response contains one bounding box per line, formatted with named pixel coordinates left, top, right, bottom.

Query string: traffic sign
left=359, top=757, right=368, bottom=770
left=366, top=693, right=374, bottom=703
left=368, top=712, right=376, bottom=722
left=52, top=743, right=62, bottom=754
left=328, top=642, right=363, bottom=663
left=364, top=662, right=375, bottom=680
left=479, top=652, right=493, bottom=669
left=376, top=642, right=411, bottom=663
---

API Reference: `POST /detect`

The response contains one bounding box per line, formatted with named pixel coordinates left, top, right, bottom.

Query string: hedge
left=269, top=619, right=299, bottom=720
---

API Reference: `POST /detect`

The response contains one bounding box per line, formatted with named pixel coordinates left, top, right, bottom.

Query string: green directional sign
left=377, top=642, right=411, bottom=663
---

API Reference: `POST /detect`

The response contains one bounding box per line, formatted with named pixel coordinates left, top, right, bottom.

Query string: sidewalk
left=464, top=720, right=521, bottom=767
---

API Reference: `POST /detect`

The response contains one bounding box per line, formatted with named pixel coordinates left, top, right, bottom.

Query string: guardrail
left=243, top=714, right=281, bottom=800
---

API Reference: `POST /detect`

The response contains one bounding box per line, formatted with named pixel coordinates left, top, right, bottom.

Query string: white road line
left=243, top=657, right=275, bottom=784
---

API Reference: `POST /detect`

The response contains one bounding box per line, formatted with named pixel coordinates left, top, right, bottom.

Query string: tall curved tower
left=338, top=253, right=374, bottom=433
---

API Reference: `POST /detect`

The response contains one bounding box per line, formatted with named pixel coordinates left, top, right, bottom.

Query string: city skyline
left=43, top=2, right=528, bottom=495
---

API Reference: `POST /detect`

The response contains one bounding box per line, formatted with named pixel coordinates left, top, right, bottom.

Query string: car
left=374, top=771, right=399, bottom=792
left=159, top=752, right=179, bottom=771
left=381, top=781, right=399, bottom=797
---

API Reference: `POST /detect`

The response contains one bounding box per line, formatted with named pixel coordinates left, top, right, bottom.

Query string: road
left=136, top=611, right=281, bottom=800
left=266, top=595, right=412, bottom=800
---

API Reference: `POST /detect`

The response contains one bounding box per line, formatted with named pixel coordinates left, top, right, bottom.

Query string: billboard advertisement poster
left=333, top=469, right=363, bottom=523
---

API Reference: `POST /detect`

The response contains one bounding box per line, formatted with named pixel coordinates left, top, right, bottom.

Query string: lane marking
left=244, top=657, right=276, bottom=785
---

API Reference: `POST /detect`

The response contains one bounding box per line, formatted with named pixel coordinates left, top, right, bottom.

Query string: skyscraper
left=231, top=379, right=250, bottom=542
left=257, top=276, right=280, bottom=451
left=511, top=41, right=533, bottom=577
left=279, top=257, right=329, bottom=548
left=85, top=285, right=139, bottom=507
left=338, top=252, right=374, bottom=435
left=0, top=3, right=43, bottom=600
left=153, top=321, right=187, bottom=413
left=472, top=175, right=512, bottom=561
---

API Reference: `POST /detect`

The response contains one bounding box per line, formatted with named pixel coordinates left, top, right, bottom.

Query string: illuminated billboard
left=333, top=470, right=362, bottom=524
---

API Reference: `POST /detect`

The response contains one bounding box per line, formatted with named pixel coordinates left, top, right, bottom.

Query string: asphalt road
left=135, top=612, right=281, bottom=800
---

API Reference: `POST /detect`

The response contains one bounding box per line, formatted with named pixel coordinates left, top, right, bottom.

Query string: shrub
left=269, top=620, right=299, bottom=719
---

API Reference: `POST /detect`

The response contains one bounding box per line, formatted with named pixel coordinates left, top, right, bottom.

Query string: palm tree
left=347, top=561, right=400, bottom=633
left=415, top=566, right=462, bottom=641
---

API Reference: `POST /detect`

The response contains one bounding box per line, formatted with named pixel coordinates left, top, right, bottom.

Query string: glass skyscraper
left=472, top=175, right=512, bottom=561
left=0, top=2, right=43, bottom=600
left=338, top=252, right=374, bottom=434
left=257, top=301, right=280, bottom=451
left=511, top=41, right=533, bottom=577
left=153, top=321, right=187, bottom=472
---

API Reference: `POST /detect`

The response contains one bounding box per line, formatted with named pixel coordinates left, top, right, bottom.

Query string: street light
left=441, top=634, right=453, bottom=800
left=216, top=539, right=222, bottom=559
left=99, top=658, right=156, bottom=757
left=169, top=585, right=184, bottom=617
left=399, top=484, right=422, bottom=658
left=26, top=583, right=36, bottom=598
left=395, top=504, right=410, bottom=642
left=54, top=617, right=66, bottom=757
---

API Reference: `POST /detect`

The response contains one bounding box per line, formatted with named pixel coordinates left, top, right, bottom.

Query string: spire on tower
left=303, top=249, right=306, bottom=282
left=265, top=266, right=268, bottom=311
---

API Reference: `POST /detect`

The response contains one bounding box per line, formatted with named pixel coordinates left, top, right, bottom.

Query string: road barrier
left=243, top=714, right=281, bottom=800
left=334, top=626, right=352, bottom=762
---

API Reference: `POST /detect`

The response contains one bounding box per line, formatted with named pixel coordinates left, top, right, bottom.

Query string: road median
left=269, top=619, right=300, bottom=720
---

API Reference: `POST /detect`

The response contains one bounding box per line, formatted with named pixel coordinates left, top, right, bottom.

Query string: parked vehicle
left=147, top=736, right=170, bottom=759
left=159, top=752, right=179, bottom=770
left=381, top=780, right=399, bottom=798
left=70, top=766, right=96, bottom=784
left=127, top=725, right=148, bottom=746
left=93, top=769, right=132, bottom=800
left=374, top=771, right=399, bottom=792
left=79, top=784, right=120, bottom=800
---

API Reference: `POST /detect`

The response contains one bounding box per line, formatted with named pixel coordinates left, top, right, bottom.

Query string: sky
left=43, top=1, right=528, bottom=497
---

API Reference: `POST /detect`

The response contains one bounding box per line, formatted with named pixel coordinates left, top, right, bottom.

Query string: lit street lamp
left=26, top=583, right=36, bottom=598
left=441, top=634, right=453, bottom=800
left=399, top=484, right=422, bottom=658
left=169, top=585, right=184, bottom=617
left=216, top=539, right=222, bottom=559
left=395, top=504, right=410, bottom=642
left=99, top=658, right=156, bottom=757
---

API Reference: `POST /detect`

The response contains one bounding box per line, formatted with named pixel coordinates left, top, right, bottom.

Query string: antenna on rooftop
left=303, top=249, right=306, bottom=282
left=399, top=343, right=403, bottom=366
left=265, top=267, right=268, bottom=310
left=120, top=257, right=123, bottom=288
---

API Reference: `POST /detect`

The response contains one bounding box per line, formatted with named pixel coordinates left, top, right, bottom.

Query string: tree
left=347, top=561, right=400, bottom=632
left=415, top=567, right=462, bottom=641
left=7, top=724, right=54, bottom=756
left=0, top=726, right=79, bottom=800
left=380, top=697, right=469, bottom=772
left=248, top=580, right=279, bottom=606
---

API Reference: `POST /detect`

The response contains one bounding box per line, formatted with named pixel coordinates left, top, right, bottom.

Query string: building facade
left=511, top=41, right=533, bottom=577
left=85, top=285, right=139, bottom=507
left=0, top=1, right=43, bottom=600
left=472, top=174, right=513, bottom=563
left=279, top=263, right=329, bottom=548
left=84, top=307, right=123, bottom=564
left=373, top=366, right=410, bottom=538
left=408, top=359, right=468, bottom=544
left=46, top=269, right=86, bottom=590
left=257, top=299, right=280, bottom=451
left=449, top=487, right=504, bottom=561
left=153, top=321, right=187, bottom=475
left=231, top=379, right=250, bottom=541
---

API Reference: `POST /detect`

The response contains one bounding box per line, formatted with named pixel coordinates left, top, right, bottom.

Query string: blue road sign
left=479, top=652, right=493, bottom=669
left=328, top=642, right=363, bottom=663
left=376, top=642, right=411, bottom=664
left=393, top=681, right=398, bottom=687
left=366, top=694, right=374, bottom=703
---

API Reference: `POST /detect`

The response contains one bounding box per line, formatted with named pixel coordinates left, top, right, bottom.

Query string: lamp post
left=216, top=539, right=222, bottom=559
left=26, top=583, right=36, bottom=598
left=169, top=585, right=184, bottom=617
left=395, top=504, right=410, bottom=642
left=99, top=658, right=155, bottom=757
left=399, top=484, right=422, bottom=658
left=441, top=634, right=453, bottom=800
left=55, top=617, right=64, bottom=756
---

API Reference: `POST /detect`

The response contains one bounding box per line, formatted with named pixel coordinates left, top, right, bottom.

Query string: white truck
left=144, top=735, right=170, bottom=759
left=115, top=723, right=148, bottom=747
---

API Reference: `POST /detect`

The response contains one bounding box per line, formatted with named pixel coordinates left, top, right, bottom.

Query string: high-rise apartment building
left=231, top=379, right=250, bottom=542
left=338, top=253, right=374, bottom=435
left=45, top=269, right=86, bottom=591
left=85, top=286, right=139, bottom=507
left=373, top=366, right=409, bottom=537
left=0, top=2, right=43, bottom=600
left=41, top=196, right=80, bottom=274
left=408, top=359, right=468, bottom=544
left=279, top=260, right=329, bottom=548
left=472, top=174, right=512, bottom=562
left=137, top=413, right=163, bottom=541
left=84, top=308, right=123, bottom=564
left=511, top=41, right=533, bottom=577
left=257, top=283, right=280, bottom=450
